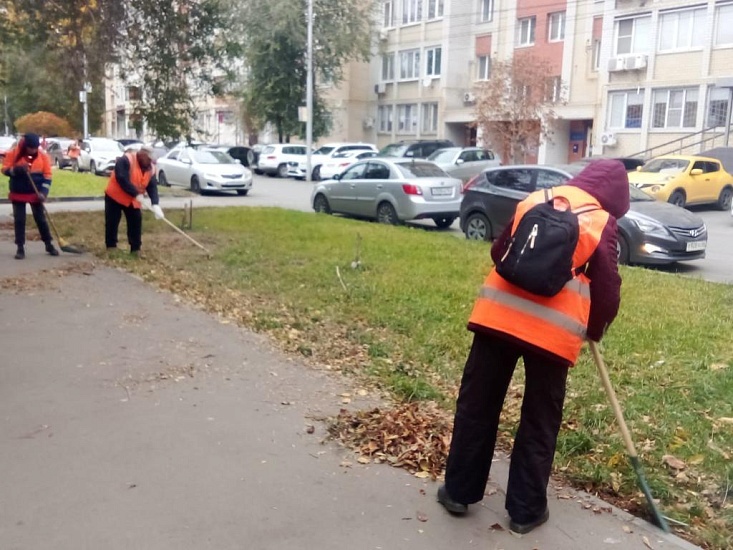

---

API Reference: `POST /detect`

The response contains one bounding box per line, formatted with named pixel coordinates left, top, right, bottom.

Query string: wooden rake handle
left=140, top=199, right=211, bottom=255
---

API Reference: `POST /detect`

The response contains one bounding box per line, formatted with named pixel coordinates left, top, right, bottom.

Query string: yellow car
left=628, top=154, right=733, bottom=210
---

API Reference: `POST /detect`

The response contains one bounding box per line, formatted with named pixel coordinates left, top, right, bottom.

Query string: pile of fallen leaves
left=327, top=402, right=453, bottom=480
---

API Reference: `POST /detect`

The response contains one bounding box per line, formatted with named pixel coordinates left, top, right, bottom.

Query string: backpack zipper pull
left=528, top=224, right=539, bottom=249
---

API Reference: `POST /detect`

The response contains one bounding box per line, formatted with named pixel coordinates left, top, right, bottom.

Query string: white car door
left=78, top=141, right=92, bottom=171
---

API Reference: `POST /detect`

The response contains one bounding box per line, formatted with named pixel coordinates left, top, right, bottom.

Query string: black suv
left=379, top=139, right=454, bottom=159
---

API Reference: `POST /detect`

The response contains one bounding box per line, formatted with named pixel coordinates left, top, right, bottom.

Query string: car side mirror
left=456, top=159, right=465, bottom=165
left=690, top=168, right=703, bottom=176
left=333, top=173, right=341, bottom=180
left=182, top=158, right=192, bottom=165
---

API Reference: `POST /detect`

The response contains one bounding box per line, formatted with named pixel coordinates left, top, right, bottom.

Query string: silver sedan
left=428, top=147, right=501, bottom=181
left=156, top=147, right=253, bottom=195
left=311, top=159, right=462, bottom=228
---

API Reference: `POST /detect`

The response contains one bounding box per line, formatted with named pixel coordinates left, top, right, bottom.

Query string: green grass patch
left=48, top=169, right=193, bottom=198
left=56, top=206, right=733, bottom=549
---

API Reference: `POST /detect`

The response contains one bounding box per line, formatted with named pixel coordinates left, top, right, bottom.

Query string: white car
left=77, top=138, right=125, bottom=175
left=156, top=147, right=253, bottom=195
left=255, top=144, right=308, bottom=178
left=319, top=150, right=378, bottom=180
left=288, top=142, right=378, bottom=180
left=427, top=147, right=501, bottom=182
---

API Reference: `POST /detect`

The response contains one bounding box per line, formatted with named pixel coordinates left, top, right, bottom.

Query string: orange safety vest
left=105, top=152, right=151, bottom=208
left=468, top=186, right=610, bottom=364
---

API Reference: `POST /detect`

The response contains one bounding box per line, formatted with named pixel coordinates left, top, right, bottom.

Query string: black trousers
left=12, top=201, right=53, bottom=246
left=445, top=332, right=569, bottom=524
left=105, top=195, right=142, bottom=252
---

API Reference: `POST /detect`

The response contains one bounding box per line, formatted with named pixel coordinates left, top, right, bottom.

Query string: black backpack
left=496, top=190, right=598, bottom=297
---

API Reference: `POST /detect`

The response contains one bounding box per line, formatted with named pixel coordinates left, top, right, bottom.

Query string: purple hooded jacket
left=487, top=159, right=631, bottom=352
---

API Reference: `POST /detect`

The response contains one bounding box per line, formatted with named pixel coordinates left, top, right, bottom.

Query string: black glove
left=12, top=163, right=28, bottom=175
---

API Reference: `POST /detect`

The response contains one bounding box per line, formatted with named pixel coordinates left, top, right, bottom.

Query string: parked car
left=117, top=138, right=143, bottom=148
left=254, top=143, right=308, bottom=178
left=427, top=147, right=501, bottom=181
left=0, top=135, right=16, bottom=162
left=288, top=143, right=378, bottom=180
left=155, top=146, right=253, bottom=195
left=378, top=139, right=455, bottom=159
left=46, top=138, right=76, bottom=169
left=570, top=156, right=645, bottom=172
left=460, top=164, right=707, bottom=265
left=627, top=154, right=733, bottom=210
left=77, top=138, right=125, bottom=175
left=319, top=151, right=378, bottom=180
left=311, top=158, right=462, bottom=228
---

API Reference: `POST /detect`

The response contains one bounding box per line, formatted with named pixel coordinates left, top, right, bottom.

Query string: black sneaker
left=14, top=246, right=25, bottom=260
left=437, top=484, right=468, bottom=515
left=509, top=507, right=549, bottom=534
left=45, top=242, right=59, bottom=256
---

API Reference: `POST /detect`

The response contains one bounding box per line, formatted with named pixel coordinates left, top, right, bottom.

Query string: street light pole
left=305, top=0, right=314, bottom=183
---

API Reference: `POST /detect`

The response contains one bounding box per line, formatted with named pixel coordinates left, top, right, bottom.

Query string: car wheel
left=191, top=175, right=201, bottom=194
left=236, top=189, right=249, bottom=196
left=158, top=171, right=170, bottom=187
left=617, top=234, right=630, bottom=265
left=716, top=186, right=732, bottom=211
left=313, top=193, right=331, bottom=214
left=53, top=157, right=59, bottom=168
left=90, top=160, right=97, bottom=175
left=464, top=213, right=491, bottom=241
left=433, top=216, right=456, bottom=229
left=312, top=165, right=321, bottom=181
left=266, top=171, right=276, bottom=178
left=254, top=168, right=263, bottom=175
left=277, top=164, right=288, bottom=178
left=376, top=202, right=399, bottom=225
left=668, top=190, right=686, bottom=208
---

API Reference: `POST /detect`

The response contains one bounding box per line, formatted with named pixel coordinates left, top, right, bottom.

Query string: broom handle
left=139, top=199, right=211, bottom=254
left=589, top=341, right=637, bottom=457
left=24, top=170, right=64, bottom=243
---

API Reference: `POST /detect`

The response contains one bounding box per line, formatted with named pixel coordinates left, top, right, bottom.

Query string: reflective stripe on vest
left=105, top=152, right=150, bottom=208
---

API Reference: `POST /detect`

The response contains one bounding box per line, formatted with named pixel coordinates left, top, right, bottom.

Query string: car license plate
left=686, top=241, right=706, bottom=252
left=431, top=187, right=452, bottom=196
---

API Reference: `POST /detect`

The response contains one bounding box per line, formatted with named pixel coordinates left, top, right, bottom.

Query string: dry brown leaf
left=489, top=523, right=505, bottom=531
left=662, top=454, right=686, bottom=471
left=642, top=535, right=653, bottom=549
left=357, top=456, right=371, bottom=464
left=416, top=511, right=428, bottom=522
left=622, top=525, right=632, bottom=533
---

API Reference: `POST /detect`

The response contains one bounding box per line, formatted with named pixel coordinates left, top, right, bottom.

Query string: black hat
left=24, top=133, right=40, bottom=148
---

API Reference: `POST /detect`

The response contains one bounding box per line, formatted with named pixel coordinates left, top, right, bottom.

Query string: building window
left=378, top=105, right=393, bottom=133
left=481, top=0, right=493, bottom=22
left=715, top=4, right=733, bottom=46
left=477, top=55, right=491, bottom=80
left=397, top=104, right=419, bottom=134
left=592, top=39, right=602, bottom=71
left=658, top=8, right=705, bottom=51
left=427, top=0, right=444, bottom=19
left=614, top=16, right=651, bottom=55
left=548, top=12, right=566, bottom=42
left=708, top=87, right=730, bottom=127
left=399, top=49, right=421, bottom=80
left=652, top=88, right=698, bottom=129
left=425, top=47, right=442, bottom=77
left=609, top=90, right=644, bottom=129
left=402, top=0, right=422, bottom=25
left=383, top=0, right=394, bottom=28
left=545, top=76, right=562, bottom=103
left=421, top=103, right=439, bottom=134
left=382, top=53, right=395, bottom=81
left=516, top=16, right=536, bottom=47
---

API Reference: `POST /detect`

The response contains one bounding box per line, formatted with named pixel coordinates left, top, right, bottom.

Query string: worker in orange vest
left=67, top=140, right=82, bottom=171
left=438, top=160, right=631, bottom=534
left=104, top=144, right=163, bottom=256
left=1, top=133, right=59, bottom=259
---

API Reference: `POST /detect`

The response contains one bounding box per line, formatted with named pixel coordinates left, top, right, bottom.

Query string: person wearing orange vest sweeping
left=1, top=133, right=59, bottom=259
left=437, top=159, right=631, bottom=534
left=104, top=145, right=164, bottom=255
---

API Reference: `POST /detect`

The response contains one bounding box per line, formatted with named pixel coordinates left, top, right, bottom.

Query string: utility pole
left=305, top=0, right=314, bottom=183
left=3, top=94, right=8, bottom=135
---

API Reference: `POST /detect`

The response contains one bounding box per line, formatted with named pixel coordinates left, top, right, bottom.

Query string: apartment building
left=369, top=0, right=733, bottom=163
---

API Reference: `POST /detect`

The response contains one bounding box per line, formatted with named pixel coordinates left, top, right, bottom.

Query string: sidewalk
left=0, top=223, right=700, bottom=550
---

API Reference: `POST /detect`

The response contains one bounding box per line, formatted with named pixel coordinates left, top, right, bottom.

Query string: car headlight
left=204, top=173, right=220, bottom=180
left=629, top=214, right=668, bottom=237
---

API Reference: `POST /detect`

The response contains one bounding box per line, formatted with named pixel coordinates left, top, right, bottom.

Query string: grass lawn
left=48, top=169, right=193, bottom=198
left=55, top=207, right=733, bottom=549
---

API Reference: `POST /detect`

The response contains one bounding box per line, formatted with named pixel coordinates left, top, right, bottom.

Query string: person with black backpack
left=438, top=159, right=630, bottom=534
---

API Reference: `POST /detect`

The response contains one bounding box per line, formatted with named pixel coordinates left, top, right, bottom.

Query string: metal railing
left=630, top=125, right=732, bottom=159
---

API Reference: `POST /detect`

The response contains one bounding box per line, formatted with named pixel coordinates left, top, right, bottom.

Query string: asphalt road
left=1, top=173, right=731, bottom=284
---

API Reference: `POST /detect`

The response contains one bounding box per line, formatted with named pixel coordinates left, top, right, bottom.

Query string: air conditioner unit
left=607, top=57, right=626, bottom=72
left=363, top=117, right=375, bottom=129
left=600, top=131, right=617, bottom=147
left=374, top=82, right=387, bottom=95
left=379, top=29, right=389, bottom=42
left=624, top=54, right=648, bottom=71
left=463, top=91, right=476, bottom=104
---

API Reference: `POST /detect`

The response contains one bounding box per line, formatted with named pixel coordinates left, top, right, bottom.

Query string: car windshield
left=379, top=144, right=409, bottom=157
left=396, top=161, right=449, bottom=178
left=629, top=184, right=655, bottom=202
left=314, top=146, right=335, bottom=155
left=428, top=149, right=458, bottom=163
left=640, top=158, right=689, bottom=174
left=192, top=150, right=231, bottom=164
left=93, top=140, right=123, bottom=152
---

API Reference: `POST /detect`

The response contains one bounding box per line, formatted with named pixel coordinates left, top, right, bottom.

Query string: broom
left=24, top=170, right=84, bottom=254
left=589, top=341, right=670, bottom=533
